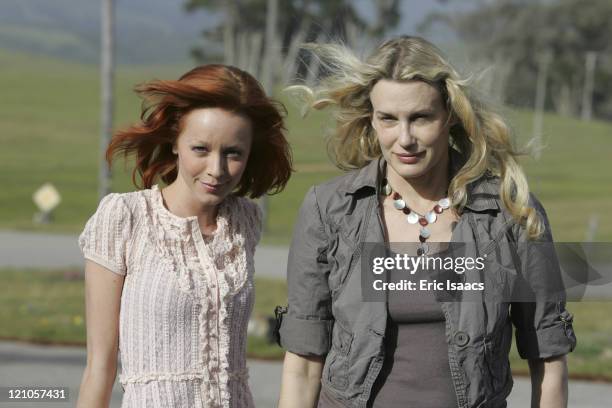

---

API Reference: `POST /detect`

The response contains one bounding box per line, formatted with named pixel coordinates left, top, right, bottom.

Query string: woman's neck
left=386, top=158, right=450, bottom=214
left=162, top=181, right=218, bottom=229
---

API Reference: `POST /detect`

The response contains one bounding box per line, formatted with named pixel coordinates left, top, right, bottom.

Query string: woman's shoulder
left=228, top=196, right=263, bottom=241
left=231, top=195, right=261, bottom=219
left=468, top=175, right=546, bottom=214
left=468, top=175, right=551, bottom=242
left=96, top=189, right=152, bottom=218
left=94, top=192, right=129, bottom=216
left=308, top=161, right=379, bottom=207
left=315, top=168, right=363, bottom=192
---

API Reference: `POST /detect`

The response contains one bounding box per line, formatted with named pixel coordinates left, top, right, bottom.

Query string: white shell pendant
left=407, top=212, right=419, bottom=224
left=383, top=184, right=392, bottom=196
left=420, top=227, right=431, bottom=239
left=439, top=197, right=450, bottom=209
left=393, top=199, right=406, bottom=210
left=425, top=211, right=437, bottom=224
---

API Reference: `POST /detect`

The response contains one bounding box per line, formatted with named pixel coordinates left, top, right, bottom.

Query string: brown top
left=318, top=265, right=457, bottom=408
left=368, top=267, right=457, bottom=408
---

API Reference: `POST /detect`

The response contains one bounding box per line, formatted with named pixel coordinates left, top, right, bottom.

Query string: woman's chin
left=192, top=189, right=227, bottom=208
left=389, top=162, right=429, bottom=180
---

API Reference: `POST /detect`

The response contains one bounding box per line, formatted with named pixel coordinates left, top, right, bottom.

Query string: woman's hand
left=76, top=261, right=124, bottom=408
left=278, top=351, right=325, bottom=408
left=528, top=354, right=568, bottom=408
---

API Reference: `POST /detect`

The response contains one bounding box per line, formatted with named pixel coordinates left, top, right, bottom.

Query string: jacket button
left=454, top=331, right=470, bottom=347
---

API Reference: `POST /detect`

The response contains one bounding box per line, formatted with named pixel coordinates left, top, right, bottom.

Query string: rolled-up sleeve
left=279, top=186, right=334, bottom=356
left=510, top=194, right=577, bottom=359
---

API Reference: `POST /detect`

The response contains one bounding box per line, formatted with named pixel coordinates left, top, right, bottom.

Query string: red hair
left=107, top=64, right=292, bottom=198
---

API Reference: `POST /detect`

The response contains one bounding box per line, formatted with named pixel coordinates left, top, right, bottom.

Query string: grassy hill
left=0, top=0, right=212, bottom=65
left=0, top=48, right=610, bottom=244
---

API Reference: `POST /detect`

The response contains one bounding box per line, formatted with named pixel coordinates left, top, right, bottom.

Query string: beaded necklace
left=381, top=179, right=451, bottom=256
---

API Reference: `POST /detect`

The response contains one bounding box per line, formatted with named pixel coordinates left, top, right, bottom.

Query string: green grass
left=2, top=268, right=611, bottom=379
left=0, top=48, right=339, bottom=243
left=0, top=268, right=287, bottom=359
left=1, top=48, right=611, bottom=243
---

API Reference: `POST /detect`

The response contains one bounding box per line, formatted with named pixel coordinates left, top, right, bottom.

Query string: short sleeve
left=78, top=193, right=132, bottom=276
left=246, top=199, right=263, bottom=248
left=278, top=186, right=334, bottom=356
left=510, top=193, right=577, bottom=359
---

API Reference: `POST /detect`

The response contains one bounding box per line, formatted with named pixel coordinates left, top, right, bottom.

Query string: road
left=1, top=230, right=610, bottom=299
left=0, top=341, right=609, bottom=407
left=0, top=230, right=288, bottom=279
left=1, top=230, right=611, bottom=407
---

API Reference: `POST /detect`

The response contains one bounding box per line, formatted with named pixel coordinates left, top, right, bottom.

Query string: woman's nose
left=397, top=121, right=416, bottom=148
left=207, top=154, right=227, bottom=179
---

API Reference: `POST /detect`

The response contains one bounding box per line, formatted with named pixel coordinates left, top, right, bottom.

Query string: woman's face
left=370, top=79, right=453, bottom=181
left=173, top=107, right=252, bottom=210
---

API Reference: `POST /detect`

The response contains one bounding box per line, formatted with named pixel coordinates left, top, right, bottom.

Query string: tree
left=184, top=0, right=400, bottom=85
left=184, top=0, right=400, bottom=229
left=421, top=0, right=612, bottom=119
left=99, top=0, right=115, bottom=200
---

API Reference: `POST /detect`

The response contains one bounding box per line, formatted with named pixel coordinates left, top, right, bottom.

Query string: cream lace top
left=78, top=185, right=261, bottom=408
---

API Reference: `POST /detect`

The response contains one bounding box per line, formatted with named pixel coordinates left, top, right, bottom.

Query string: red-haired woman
left=76, top=65, right=292, bottom=408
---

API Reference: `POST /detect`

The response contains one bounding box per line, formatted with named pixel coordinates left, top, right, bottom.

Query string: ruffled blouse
left=78, top=185, right=261, bottom=408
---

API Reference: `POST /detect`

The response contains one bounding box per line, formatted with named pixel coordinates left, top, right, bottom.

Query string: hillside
left=0, top=0, right=216, bottom=65
left=0, top=48, right=610, bottom=243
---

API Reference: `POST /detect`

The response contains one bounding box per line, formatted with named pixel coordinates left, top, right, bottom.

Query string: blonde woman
left=276, top=36, right=576, bottom=408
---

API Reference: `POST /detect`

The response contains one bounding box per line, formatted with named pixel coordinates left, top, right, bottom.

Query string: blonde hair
left=289, top=36, right=543, bottom=239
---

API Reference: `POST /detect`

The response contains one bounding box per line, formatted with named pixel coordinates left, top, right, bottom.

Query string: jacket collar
left=464, top=179, right=501, bottom=212
left=338, top=156, right=382, bottom=196
left=338, top=149, right=500, bottom=212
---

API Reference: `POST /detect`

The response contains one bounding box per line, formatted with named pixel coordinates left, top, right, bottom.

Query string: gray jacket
left=277, top=155, right=576, bottom=408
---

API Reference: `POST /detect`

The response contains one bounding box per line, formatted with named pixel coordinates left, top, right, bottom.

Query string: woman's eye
left=226, top=150, right=242, bottom=158
left=191, top=146, right=208, bottom=153
left=413, top=115, right=431, bottom=122
left=380, top=116, right=396, bottom=123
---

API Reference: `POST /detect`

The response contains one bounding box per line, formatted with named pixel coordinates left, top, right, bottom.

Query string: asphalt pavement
left=1, top=230, right=610, bottom=299
left=0, top=230, right=287, bottom=279
left=0, top=341, right=281, bottom=408
left=1, top=230, right=611, bottom=407
left=0, top=341, right=610, bottom=408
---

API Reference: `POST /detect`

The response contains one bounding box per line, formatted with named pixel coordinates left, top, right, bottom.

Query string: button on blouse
left=79, top=185, right=262, bottom=408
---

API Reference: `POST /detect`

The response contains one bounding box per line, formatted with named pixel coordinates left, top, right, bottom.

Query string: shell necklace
left=381, top=179, right=451, bottom=256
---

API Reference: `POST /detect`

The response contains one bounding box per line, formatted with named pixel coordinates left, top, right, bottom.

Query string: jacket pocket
left=325, top=323, right=353, bottom=390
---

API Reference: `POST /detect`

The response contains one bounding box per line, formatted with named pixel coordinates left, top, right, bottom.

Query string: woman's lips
left=395, top=151, right=425, bottom=164
left=199, top=181, right=224, bottom=193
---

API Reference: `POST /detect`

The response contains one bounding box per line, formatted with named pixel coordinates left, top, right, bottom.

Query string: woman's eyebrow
left=409, top=109, right=435, bottom=116
left=374, top=110, right=397, bottom=116
left=188, top=137, right=210, bottom=145
left=375, top=108, right=434, bottom=117
left=222, top=144, right=244, bottom=150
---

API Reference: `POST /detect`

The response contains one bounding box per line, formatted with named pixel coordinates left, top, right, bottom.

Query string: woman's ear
left=172, top=143, right=178, bottom=155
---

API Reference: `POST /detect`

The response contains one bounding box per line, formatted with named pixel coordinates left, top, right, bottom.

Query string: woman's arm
left=76, top=261, right=124, bottom=408
left=278, top=351, right=325, bottom=408
left=528, top=355, right=568, bottom=408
